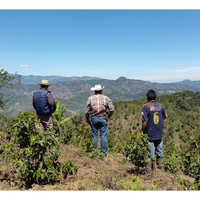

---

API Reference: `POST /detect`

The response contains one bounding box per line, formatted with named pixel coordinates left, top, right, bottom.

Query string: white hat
left=91, top=84, right=105, bottom=91
left=38, top=79, right=51, bottom=86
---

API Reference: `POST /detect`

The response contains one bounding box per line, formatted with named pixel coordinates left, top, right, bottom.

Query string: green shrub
left=163, top=146, right=183, bottom=173
left=87, top=149, right=105, bottom=159
left=123, top=176, right=145, bottom=191
left=1, top=112, right=78, bottom=188
left=182, top=133, right=200, bottom=189
left=77, top=126, right=94, bottom=153
left=123, top=132, right=149, bottom=168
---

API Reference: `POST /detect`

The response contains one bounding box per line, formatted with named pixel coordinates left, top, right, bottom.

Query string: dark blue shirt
left=141, top=101, right=167, bottom=140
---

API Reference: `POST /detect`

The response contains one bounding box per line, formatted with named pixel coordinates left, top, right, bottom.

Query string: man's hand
left=141, top=121, right=147, bottom=133
left=106, top=111, right=113, bottom=120
left=86, top=119, right=91, bottom=126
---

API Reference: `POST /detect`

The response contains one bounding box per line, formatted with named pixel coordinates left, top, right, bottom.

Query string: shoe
left=151, top=160, right=156, bottom=171
left=157, top=157, right=164, bottom=170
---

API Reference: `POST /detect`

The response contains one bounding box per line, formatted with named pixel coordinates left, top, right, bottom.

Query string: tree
left=0, top=69, right=21, bottom=108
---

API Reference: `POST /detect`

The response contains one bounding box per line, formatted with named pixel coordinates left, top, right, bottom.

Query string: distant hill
left=1, top=76, right=200, bottom=116
left=9, top=74, right=102, bottom=84
left=175, top=79, right=200, bottom=89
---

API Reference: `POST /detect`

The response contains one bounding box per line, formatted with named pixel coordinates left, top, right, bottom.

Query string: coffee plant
left=1, top=112, right=78, bottom=188
left=163, top=146, right=183, bottom=173
left=66, top=114, right=94, bottom=153
left=182, top=133, right=200, bottom=190
left=123, top=132, right=149, bottom=168
left=87, top=149, right=105, bottom=159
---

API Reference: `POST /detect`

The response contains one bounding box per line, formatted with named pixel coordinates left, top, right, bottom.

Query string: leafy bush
left=0, top=113, right=11, bottom=132
left=123, top=176, right=145, bottom=190
left=123, top=132, right=149, bottom=168
left=53, top=100, right=74, bottom=136
left=182, top=133, right=200, bottom=189
left=65, top=114, right=94, bottom=153
left=77, top=126, right=94, bottom=152
left=179, top=178, right=198, bottom=190
left=1, top=112, right=78, bottom=188
left=163, top=146, right=183, bottom=173
left=87, top=149, right=105, bottom=159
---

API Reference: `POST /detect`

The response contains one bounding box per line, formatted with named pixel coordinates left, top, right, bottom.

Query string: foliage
left=179, top=178, right=199, bottom=190
left=151, top=181, right=158, bottom=189
left=77, top=126, right=94, bottom=153
left=123, top=176, right=145, bottom=191
left=53, top=100, right=74, bottom=135
left=0, top=113, right=11, bottom=132
left=1, top=112, right=77, bottom=188
left=0, top=69, right=21, bottom=108
left=65, top=114, right=94, bottom=152
left=182, top=133, right=200, bottom=189
left=87, top=149, right=105, bottom=159
left=163, top=146, right=183, bottom=173
left=123, top=132, right=149, bottom=168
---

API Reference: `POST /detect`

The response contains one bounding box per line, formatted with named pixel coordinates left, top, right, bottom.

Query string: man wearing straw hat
left=85, top=84, right=114, bottom=156
left=33, top=79, right=56, bottom=132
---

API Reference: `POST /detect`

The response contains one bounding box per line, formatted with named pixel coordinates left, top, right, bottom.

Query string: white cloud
left=129, top=66, right=200, bottom=83
left=175, top=66, right=200, bottom=73
left=20, top=65, right=29, bottom=68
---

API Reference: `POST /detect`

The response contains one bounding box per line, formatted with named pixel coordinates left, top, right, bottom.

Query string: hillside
left=0, top=90, right=199, bottom=191
left=18, top=75, right=102, bottom=85
left=1, top=76, right=199, bottom=116
left=0, top=143, right=194, bottom=191
left=175, top=79, right=200, bottom=89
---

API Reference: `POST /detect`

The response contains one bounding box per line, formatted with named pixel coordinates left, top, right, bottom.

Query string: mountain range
left=1, top=75, right=200, bottom=116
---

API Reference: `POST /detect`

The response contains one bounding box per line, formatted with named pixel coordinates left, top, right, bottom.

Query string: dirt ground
left=0, top=144, right=194, bottom=191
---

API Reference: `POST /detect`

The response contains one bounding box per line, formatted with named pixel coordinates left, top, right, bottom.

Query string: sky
left=0, top=1, right=200, bottom=83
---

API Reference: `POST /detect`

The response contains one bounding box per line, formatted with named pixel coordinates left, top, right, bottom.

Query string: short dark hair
left=146, top=89, right=157, bottom=101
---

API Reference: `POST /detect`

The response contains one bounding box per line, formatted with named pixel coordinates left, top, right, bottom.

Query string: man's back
left=142, top=101, right=167, bottom=140
left=85, top=94, right=114, bottom=117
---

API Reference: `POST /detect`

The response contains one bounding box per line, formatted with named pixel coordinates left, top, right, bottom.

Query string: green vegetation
left=107, top=90, right=200, bottom=190
left=123, top=176, right=145, bottom=190
left=0, top=69, right=21, bottom=109
left=123, top=132, right=149, bottom=168
left=1, top=90, right=200, bottom=190
left=0, top=112, right=77, bottom=188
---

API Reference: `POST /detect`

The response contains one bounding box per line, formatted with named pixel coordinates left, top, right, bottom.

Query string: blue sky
left=0, top=6, right=200, bottom=83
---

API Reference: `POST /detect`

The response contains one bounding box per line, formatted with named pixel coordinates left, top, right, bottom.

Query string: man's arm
left=106, top=111, right=114, bottom=120
left=47, top=92, right=56, bottom=113
left=85, top=98, right=91, bottom=125
left=141, top=121, right=147, bottom=133
left=162, top=120, right=165, bottom=128
left=85, top=113, right=91, bottom=125
left=106, top=97, right=114, bottom=119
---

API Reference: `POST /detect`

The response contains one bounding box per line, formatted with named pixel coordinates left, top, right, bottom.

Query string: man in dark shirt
left=141, top=89, right=167, bottom=171
left=33, top=80, right=56, bottom=132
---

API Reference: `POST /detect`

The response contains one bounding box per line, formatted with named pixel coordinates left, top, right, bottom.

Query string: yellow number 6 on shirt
left=154, top=112, right=159, bottom=124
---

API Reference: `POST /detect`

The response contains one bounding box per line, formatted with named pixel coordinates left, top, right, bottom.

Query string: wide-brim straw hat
left=38, top=79, right=51, bottom=86
left=91, top=84, right=105, bottom=91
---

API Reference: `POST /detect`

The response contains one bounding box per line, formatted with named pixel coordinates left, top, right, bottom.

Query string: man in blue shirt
left=141, top=89, right=167, bottom=171
left=33, top=80, right=56, bottom=132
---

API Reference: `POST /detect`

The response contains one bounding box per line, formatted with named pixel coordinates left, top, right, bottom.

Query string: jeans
left=148, top=139, right=163, bottom=161
left=90, top=116, right=108, bottom=155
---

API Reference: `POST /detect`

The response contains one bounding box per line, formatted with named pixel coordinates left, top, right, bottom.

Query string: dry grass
left=0, top=144, right=194, bottom=191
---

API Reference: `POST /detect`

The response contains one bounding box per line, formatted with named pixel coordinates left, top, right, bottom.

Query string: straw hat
left=38, top=79, right=51, bottom=86
left=91, top=84, right=104, bottom=91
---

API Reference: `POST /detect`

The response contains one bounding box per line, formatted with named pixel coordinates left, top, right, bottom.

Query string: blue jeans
left=90, top=116, right=108, bottom=155
left=148, top=139, right=163, bottom=161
